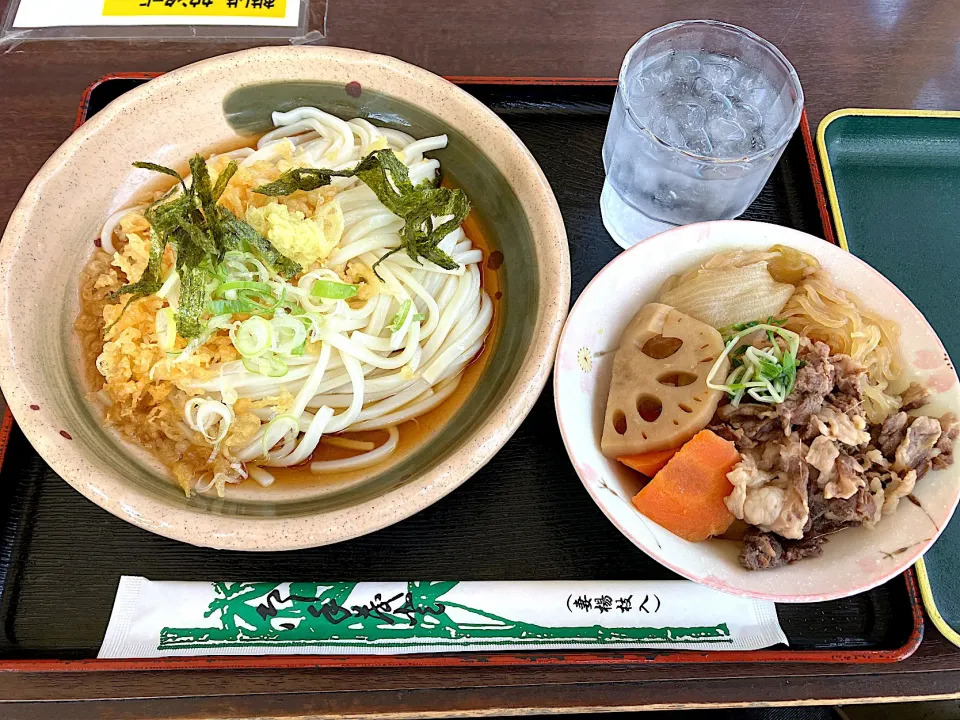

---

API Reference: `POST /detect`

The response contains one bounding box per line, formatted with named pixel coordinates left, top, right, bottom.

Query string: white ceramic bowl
left=554, top=220, right=960, bottom=602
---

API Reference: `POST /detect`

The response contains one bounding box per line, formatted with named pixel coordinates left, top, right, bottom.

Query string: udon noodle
left=77, top=107, right=493, bottom=496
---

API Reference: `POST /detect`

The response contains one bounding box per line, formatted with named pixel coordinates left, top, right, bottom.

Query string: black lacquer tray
left=0, top=77, right=922, bottom=670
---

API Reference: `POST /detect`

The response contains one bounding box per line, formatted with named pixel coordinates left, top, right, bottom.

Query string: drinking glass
left=600, top=20, right=804, bottom=248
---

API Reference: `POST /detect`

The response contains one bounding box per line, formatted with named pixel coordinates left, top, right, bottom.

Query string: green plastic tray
left=818, top=108, right=960, bottom=647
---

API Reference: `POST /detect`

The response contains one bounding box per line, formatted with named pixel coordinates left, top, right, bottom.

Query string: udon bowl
left=0, top=47, right=569, bottom=550
left=555, top=220, right=960, bottom=602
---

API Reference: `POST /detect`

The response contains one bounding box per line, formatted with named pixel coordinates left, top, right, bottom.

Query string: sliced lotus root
left=601, top=303, right=728, bottom=458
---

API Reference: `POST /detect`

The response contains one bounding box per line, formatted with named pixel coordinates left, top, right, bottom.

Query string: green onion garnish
left=706, top=322, right=801, bottom=407
left=310, top=279, right=359, bottom=300
left=242, top=353, right=288, bottom=378
left=115, top=156, right=302, bottom=339
left=215, top=280, right=275, bottom=296
left=389, top=299, right=413, bottom=332
left=270, top=315, right=308, bottom=356
left=230, top=316, right=273, bottom=358
left=154, top=307, right=177, bottom=351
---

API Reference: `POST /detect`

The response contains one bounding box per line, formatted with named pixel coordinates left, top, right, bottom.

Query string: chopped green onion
left=721, top=316, right=788, bottom=340
left=123, top=156, right=299, bottom=337
left=310, top=279, right=359, bottom=300
left=706, top=323, right=801, bottom=407
left=215, top=280, right=274, bottom=296
left=298, top=313, right=325, bottom=342
left=412, top=312, right=426, bottom=322
left=271, top=314, right=308, bottom=356
left=389, top=299, right=412, bottom=332
left=154, top=307, right=177, bottom=351
left=242, top=353, right=288, bottom=377
left=279, top=301, right=306, bottom=316
left=230, top=316, right=273, bottom=358
left=156, top=269, right=180, bottom=300
left=207, top=291, right=282, bottom=317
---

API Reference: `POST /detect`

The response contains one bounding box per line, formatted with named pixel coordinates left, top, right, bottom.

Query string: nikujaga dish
left=600, top=245, right=957, bottom=570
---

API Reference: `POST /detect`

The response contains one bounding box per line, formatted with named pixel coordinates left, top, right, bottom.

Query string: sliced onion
left=658, top=261, right=795, bottom=329
left=184, top=398, right=232, bottom=445
left=271, top=314, right=308, bottom=356
left=231, top=316, right=274, bottom=357
left=196, top=402, right=232, bottom=444
left=242, top=353, right=289, bottom=377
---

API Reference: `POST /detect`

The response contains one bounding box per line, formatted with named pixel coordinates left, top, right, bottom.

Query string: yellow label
left=102, top=0, right=286, bottom=19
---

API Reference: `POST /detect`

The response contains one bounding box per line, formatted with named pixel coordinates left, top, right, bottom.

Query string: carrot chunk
left=617, top=447, right=680, bottom=477
left=631, top=429, right=740, bottom=542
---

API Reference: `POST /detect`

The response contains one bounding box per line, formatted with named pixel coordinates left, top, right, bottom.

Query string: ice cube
left=735, top=68, right=765, bottom=92
left=701, top=61, right=736, bottom=92
left=750, top=132, right=767, bottom=152
left=741, top=87, right=772, bottom=110
left=761, top=94, right=789, bottom=133
left=705, top=91, right=735, bottom=120
left=736, top=70, right=778, bottom=110
left=692, top=76, right=713, bottom=98
left=651, top=115, right=686, bottom=149
left=706, top=116, right=747, bottom=145
left=684, top=128, right=713, bottom=156
left=669, top=101, right=707, bottom=131
left=733, top=100, right=763, bottom=131
left=639, top=51, right=675, bottom=93
left=673, top=54, right=702, bottom=76
left=660, top=77, right=690, bottom=103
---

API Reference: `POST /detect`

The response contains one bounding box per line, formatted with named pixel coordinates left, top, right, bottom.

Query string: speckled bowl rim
left=0, top=47, right=570, bottom=551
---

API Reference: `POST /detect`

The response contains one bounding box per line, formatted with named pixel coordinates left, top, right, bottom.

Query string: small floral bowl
left=554, top=220, right=960, bottom=602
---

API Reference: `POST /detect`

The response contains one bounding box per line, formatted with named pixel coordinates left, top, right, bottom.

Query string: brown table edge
left=0, top=74, right=923, bottom=673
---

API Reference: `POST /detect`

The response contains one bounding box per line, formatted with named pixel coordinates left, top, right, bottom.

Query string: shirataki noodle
left=780, top=274, right=902, bottom=423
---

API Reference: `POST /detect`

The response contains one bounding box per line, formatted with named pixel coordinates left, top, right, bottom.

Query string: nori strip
left=211, top=160, right=238, bottom=202
left=114, top=155, right=299, bottom=338
left=219, top=210, right=302, bottom=279
left=133, top=161, right=187, bottom=194
left=253, top=149, right=468, bottom=277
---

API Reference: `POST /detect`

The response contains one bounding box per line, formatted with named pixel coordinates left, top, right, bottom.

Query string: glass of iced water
left=601, top=20, right=804, bottom=248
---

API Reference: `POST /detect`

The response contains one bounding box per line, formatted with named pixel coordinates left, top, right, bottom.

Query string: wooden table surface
left=3, top=0, right=960, bottom=715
